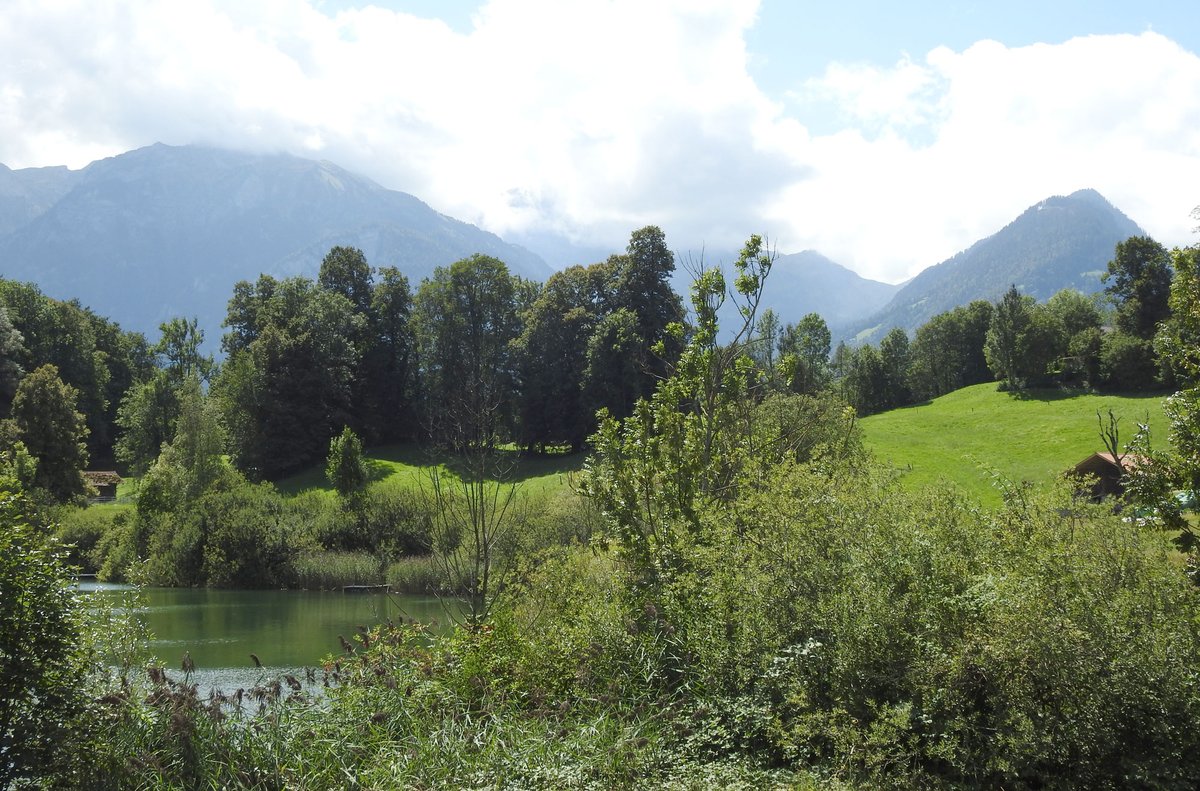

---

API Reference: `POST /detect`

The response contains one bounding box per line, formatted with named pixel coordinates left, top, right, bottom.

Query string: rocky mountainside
left=847, top=189, right=1144, bottom=344
left=0, top=144, right=551, bottom=345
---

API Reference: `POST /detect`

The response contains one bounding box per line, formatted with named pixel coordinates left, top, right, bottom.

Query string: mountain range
left=0, top=144, right=1146, bottom=350
left=844, top=188, right=1143, bottom=344
left=0, top=144, right=550, bottom=345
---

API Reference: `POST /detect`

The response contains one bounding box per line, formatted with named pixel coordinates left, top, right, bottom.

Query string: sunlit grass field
left=860, top=382, right=1171, bottom=506
left=273, top=442, right=585, bottom=498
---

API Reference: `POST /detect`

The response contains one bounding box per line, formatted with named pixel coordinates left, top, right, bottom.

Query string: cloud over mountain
left=1, top=2, right=1197, bottom=278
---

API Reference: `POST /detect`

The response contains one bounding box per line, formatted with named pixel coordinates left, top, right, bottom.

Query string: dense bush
left=1101, top=331, right=1159, bottom=390
left=0, top=480, right=93, bottom=787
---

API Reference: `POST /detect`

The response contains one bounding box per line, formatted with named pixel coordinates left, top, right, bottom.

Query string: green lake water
left=81, top=583, right=453, bottom=693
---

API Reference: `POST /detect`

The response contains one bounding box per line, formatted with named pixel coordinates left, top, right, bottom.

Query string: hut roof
left=83, top=470, right=123, bottom=486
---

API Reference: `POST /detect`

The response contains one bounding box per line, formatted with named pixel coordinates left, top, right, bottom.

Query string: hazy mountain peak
left=0, top=143, right=550, bottom=346
left=846, top=188, right=1144, bottom=344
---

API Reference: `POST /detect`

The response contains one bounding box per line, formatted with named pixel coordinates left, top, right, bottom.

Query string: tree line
left=767, top=234, right=1176, bottom=417
left=0, top=229, right=1181, bottom=507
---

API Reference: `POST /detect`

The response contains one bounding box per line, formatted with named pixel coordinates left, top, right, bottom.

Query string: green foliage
left=412, top=254, right=521, bottom=451
left=1105, top=235, right=1173, bottom=340
left=9, top=363, right=90, bottom=503
left=362, top=265, right=417, bottom=443
left=582, top=235, right=778, bottom=585
left=1045, top=288, right=1103, bottom=385
left=514, top=264, right=609, bottom=451
left=779, top=312, right=831, bottom=395
left=292, top=550, right=383, bottom=589
left=1100, top=330, right=1159, bottom=390
left=0, top=278, right=153, bottom=461
left=326, top=425, right=368, bottom=499
left=0, top=302, right=25, bottom=412
left=985, top=286, right=1035, bottom=388
left=907, top=300, right=993, bottom=400
left=0, top=478, right=91, bottom=788
left=198, top=480, right=299, bottom=588
left=1127, top=243, right=1200, bottom=529
left=725, top=472, right=1200, bottom=788
left=55, top=503, right=132, bottom=573
left=114, top=369, right=177, bottom=474
left=215, top=274, right=366, bottom=479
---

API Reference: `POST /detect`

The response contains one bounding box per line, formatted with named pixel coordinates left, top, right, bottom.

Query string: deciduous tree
left=9, top=364, right=89, bottom=503
left=1105, top=235, right=1173, bottom=340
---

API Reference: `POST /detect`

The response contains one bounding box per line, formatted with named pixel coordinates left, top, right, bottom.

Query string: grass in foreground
left=860, top=383, right=1170, bottom=506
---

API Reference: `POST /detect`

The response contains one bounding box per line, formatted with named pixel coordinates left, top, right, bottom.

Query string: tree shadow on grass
left=1007, top=387, right=1092, bottom=403
left=1007, top=387, right=1172, bottom=403
left=438, top=446, right=586, bottom=484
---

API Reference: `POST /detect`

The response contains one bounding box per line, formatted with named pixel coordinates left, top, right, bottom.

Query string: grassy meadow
left=273, top=441, right=585, bottom=498
left=860, top=382, right=1171, bottom=506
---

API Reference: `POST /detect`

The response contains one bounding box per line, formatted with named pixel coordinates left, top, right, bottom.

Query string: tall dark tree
left=8, top=365, right=89, bottom=503
left=221, top=274, right=278, bottom=355
left=841, top=344, right=888, bottom=415
left=0, top=280, right=148, bottom=462
left=412, top=255, right=521, bottom=450
left=318, top=246, right=374, bottom=316
left=985, top=286, right=1035, bottom=389
left=879, top=327, right=912, bottom=408
left=0, top=303, right=25, bottom=414
left=582, top=309, right=643, bottom=424
left=214, top=277, right=364, bottom=479
left=1104, top=236, right=1173, bottom=340
left=155, top=317, right=213, bottom=384
left=362, top=266, right=416, bottom=442
left=908, top=301, right=993, bottom=400
left=750, top=307, right=781, bottom=378
left=515, top=265, right=607, bottom=452
left=608, top=226, right=685, bottom=399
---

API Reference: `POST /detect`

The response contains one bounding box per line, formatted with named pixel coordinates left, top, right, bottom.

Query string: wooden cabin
left=83, top=470, right=122, bottom=502
left=1071, top=452, right=1145, bottom=500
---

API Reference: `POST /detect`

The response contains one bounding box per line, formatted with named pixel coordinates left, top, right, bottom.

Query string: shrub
left=199, top=481, right=298, bottom=588
left=1100, top=331, right=1159, bottom=390
left=291, top=550, right=383, bottom=590
left=0, top=480, right=92, bottom=787
left=55, top=504, right=133, bottom=573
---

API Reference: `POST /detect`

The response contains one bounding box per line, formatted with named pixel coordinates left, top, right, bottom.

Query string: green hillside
left=860, top=383, right=1171, bottom=506
left=273, top=442, right=584, bottom=498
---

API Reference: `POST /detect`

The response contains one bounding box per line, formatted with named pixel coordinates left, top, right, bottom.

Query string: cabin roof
left=83, top=470, right=123, bottom=486
left=1074, top=452, right=1146, bottom=471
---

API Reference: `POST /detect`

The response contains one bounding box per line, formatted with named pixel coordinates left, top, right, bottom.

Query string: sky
left=2, top=0, right=1199, bottom=283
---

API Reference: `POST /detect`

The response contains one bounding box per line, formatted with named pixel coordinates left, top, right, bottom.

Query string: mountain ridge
left=0, top=143, right=551, bottom=344
left=846, top=188, right=1144, bottom=344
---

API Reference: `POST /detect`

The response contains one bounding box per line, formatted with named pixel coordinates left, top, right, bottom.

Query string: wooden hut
left=1071, top=452, right=1144, bottom=500
left=83, top=470, right=122, bottom=502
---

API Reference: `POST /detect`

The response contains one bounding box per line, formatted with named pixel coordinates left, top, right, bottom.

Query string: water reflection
left=82, top=582, right=453, bottom=681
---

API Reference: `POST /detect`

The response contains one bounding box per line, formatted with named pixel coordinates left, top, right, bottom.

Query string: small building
left=83, top=470, right=122, bottom=502
left=1071, top=452, right=1144, bottom=500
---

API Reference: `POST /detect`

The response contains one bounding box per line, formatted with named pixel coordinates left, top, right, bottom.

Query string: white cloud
left=779, top=32, right=1200, bottom=282
left=1, top=2, right=1198, bottom=283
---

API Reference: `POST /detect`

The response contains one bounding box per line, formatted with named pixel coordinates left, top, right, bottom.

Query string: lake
left=81, top=583, right=455, bottom=693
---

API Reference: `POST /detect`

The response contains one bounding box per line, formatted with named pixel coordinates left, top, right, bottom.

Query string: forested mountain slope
left=849, top=189, right=1144, bottom=343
